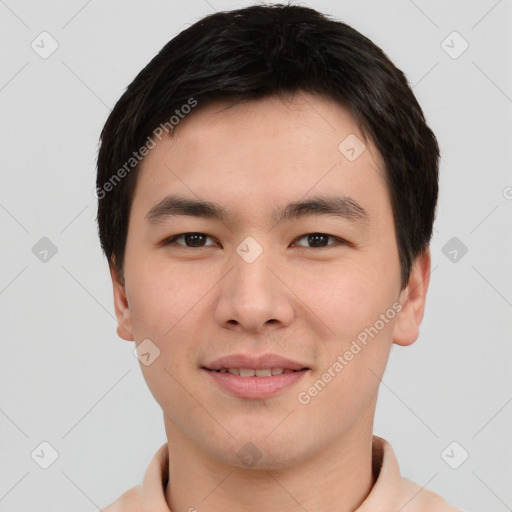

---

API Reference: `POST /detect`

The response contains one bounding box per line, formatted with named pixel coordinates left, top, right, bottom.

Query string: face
left=111, top=92, right=430, bottom=469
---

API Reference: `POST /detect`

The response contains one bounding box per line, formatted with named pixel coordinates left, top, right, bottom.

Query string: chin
left=206, top=431, right=310, bottom=471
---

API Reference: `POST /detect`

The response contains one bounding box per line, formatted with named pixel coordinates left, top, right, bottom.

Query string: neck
left=163, top=417, right=376, bottom=512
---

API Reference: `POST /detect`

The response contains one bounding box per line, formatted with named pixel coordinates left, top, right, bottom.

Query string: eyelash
left=162, top=232, right=352, bottom=249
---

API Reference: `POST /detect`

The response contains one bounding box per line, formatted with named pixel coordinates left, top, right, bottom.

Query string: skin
left=110, top=91, right=431, bottom=512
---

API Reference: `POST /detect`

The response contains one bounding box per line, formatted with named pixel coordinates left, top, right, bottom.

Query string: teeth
left=218, top=368, right=288, bottom=377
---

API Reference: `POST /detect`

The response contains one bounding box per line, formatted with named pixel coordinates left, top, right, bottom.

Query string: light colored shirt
left=102, top=436, right=462, bottom=511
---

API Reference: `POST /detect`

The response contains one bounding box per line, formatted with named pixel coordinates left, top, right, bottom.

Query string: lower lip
left=203, top=369, right=308, bottom=399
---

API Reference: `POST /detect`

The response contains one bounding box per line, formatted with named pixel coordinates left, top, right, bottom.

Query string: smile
left=212, top=368, right=302, bottom=377
left=202, top=367, right=309, bottom=399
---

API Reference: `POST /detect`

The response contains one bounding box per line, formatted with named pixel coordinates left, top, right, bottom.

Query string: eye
left=162, top=232, right=350, bottom=249
left=292, top=233, right=349, bottom=249
left=163, top=232, right=218, bottom=248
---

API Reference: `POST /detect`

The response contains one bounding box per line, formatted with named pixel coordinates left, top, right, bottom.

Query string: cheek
left=125, top=264, right=208, bottom=418
left=297, top=263, right=396, bottom=341
left=300, top=264, right=398, bottom=403
left=125, top=259, right=220, bottom=389
left=298, top=306, right=396, bottom=437
left=126, top=258, right=208, bottom=340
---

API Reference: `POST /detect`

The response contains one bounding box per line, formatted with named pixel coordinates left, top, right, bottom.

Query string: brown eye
left=293, top=233, right=345, bottom=248
left=164, top=233, right=217, bottom=247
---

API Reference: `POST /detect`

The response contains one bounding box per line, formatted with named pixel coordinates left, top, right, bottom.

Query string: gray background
left=1, top=0, right=511, bottom=511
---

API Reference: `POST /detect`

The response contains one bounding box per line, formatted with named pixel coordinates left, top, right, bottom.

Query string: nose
left=214, top=246, right=295, bottom=333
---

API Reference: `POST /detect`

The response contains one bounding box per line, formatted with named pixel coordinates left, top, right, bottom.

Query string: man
left=95, top=4, right=462, bottom=511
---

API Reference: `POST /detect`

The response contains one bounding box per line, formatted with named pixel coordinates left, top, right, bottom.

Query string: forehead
left=132, top=92, right=387, bottom=225
left=168, top=93, right=376, bottom=163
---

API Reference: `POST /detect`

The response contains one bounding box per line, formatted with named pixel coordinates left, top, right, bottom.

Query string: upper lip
left=203, top=353, right=309, bottom=371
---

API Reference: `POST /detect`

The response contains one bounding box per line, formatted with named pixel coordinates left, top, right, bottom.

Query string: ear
left=109, top=262, right=135, bottom=342
left=393, top=249, right=431, bottom=347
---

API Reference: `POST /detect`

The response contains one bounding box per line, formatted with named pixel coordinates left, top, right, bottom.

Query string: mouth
left=201, top=354, right=310, bottom=399
left=205, top=367, right=307, bottom=377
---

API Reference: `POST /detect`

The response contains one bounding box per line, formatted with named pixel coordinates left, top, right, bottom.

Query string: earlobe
left=393, top=249, right=431, bottom=347
left=109, top=262, right=135, bottom=342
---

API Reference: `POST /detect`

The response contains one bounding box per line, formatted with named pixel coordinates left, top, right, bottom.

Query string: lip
left=203, top=353, right=309, bottom=371
left=201, top=353, right=310, bottom=399
left=203, top=367, right=309, bottom=399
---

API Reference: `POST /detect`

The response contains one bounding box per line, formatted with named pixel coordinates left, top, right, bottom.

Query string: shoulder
left=399, top=477, right=463, bottom=512
left=101, top=484, right=143, bottom=512
left=368, top=436, right=463, bottom=512
left=98, top=443, right=169, bottom=512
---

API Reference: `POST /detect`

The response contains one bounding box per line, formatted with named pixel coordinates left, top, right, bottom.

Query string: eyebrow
left=145, top=194, right=369, bottom=225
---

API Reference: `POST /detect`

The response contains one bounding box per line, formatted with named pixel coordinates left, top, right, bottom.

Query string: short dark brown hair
left=96, top=3, right=439, bottom=287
